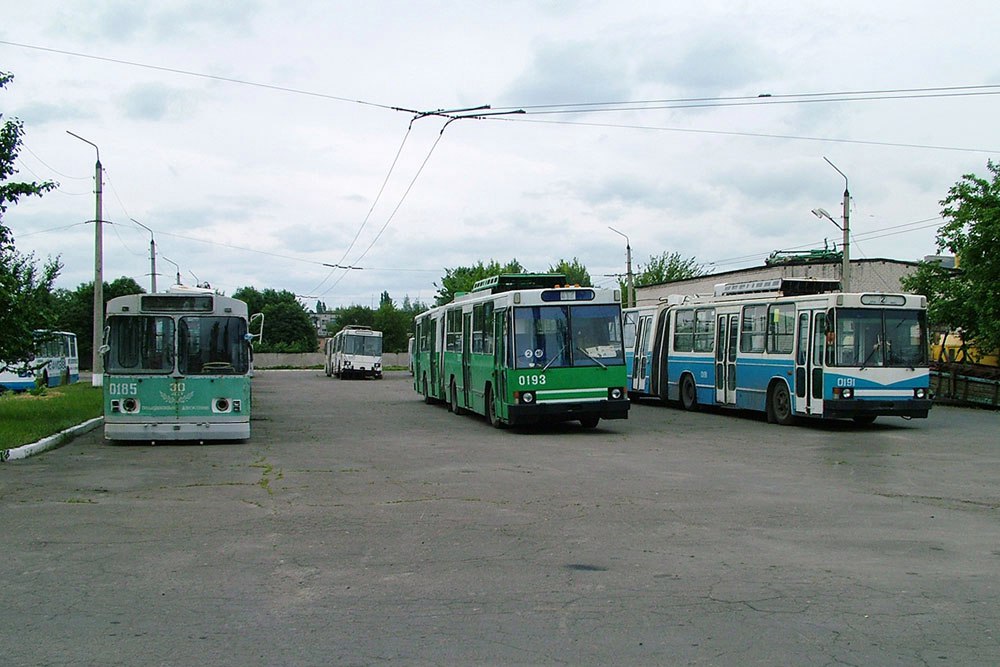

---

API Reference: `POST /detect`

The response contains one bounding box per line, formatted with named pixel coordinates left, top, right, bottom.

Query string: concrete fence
left=254, top=352, right=410, bottom=369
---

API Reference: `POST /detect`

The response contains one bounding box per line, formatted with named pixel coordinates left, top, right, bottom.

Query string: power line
left=495, top=84, right=1000, bottom=112
left=0, top=39, right=400, bottom=112
left=494, top=116, right=1000, bottom=154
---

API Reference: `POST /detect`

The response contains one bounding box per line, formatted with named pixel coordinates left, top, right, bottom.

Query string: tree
left=634, top=251, right=705, bottom=287
left=435, top=259, right=525, bottom=305
left=51, top=277, right=144, bottom=370
left=904, top=160, right=1000, bottom=354
left=549, top=257, right=592, bottom=286
left=233, top=286, right=316, bottom=352
left=1, top=71, right=61, bottom=368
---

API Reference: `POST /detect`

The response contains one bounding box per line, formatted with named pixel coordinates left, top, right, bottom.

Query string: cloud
left=119, top=83, right=190, bottom=121
left=503, top=40, right=632, bottom=107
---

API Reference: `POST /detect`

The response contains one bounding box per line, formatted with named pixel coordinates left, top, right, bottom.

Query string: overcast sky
left=3, top=1, right=999, bottom=309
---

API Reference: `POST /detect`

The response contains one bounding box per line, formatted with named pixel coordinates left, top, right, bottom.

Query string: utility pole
left=68, top=131, right=103, bottom=387
left=824, top=157, right=851, bottom=292
left=609, top=226, right=634, bottom=307
left=131, top=218, right=157, bottom=293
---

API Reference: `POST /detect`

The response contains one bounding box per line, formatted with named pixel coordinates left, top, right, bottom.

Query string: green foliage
left=634, top=251, right=705, bottom=287
left=548, top=257, right=592, bottom=286
left=908, top=161, right=1000, bottom=354
left=1, top=71, right=61, bottom=368
left=435, top=258, right=525, bottom=305
left=327, top=294, right=428, bottom=352
left=51, top=276, right=144, bottom=370
left=233, top=286, right=317, bottom=352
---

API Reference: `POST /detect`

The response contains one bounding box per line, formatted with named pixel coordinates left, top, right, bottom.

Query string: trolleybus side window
left=694, top=308, right=715, bottom=353
left=106, top=316, right=174, bottom=373
left=471, top=303, right=494, bottom=354
left=446, top=309, right=462, bottom=352
left=766, top=303, right=795, bottom=354
left=673, top=309, right=695, bottom=352
left=740, top=305, right=767, bottom=353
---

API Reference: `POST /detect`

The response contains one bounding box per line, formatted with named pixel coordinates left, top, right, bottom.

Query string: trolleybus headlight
left=232, top=399, right=242, bottom=413
left=840, top=387, right=854, bottom=400
left=520, top=391, right=535, bottom=404
left=914, top=388, right=927, bottom=399
left=609, top=387, right=624, bottom=400
left=122, top=397, right=139, bottom=413
left=214, top=398, right=231, bottom=413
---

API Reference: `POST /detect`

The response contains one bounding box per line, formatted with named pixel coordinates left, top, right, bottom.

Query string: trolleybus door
left=810, top=312, right=826, bottom=415
left=715, top=313, right=738, bottom=405
left=632, top=314, right=651, bottom=392
left=795, top=312, right=810, bottom=414
left=794, top=309, right=827, bottom=416
left=462, top=312, right=472, bottom=406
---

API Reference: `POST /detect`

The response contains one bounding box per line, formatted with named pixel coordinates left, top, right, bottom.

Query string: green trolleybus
left=413, top=274, right=630, bottom=428
left=102, top=286, right=262, bottom=442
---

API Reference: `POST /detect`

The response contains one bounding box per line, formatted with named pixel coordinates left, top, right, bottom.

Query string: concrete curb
left=0, top=417, right=104, bottom=463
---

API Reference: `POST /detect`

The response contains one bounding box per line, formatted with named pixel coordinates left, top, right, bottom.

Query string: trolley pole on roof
left=67, top=131, right=104, bottom=387
left=609, top=226, right=634, bottom=307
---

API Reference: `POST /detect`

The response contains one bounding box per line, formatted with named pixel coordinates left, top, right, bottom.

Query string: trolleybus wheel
left=680, top=374, right=698, bottom=411
left=769, top=382, right=795, bottom=426
left=486, top=386, right=505, bottom=429
left=852, top=415, right=877, bottom=426
left=61, top=368, right=70, bottom=386
left=579, top=416, right=600, bottom=429
left=449, top=380, right=465, bottom=415
left=423, top=376, right=433, bottom=404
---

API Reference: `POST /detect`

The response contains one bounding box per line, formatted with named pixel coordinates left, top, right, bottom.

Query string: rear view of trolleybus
left=413, top=274, right=630, bottom=429
left=102, top=287, right=262, bottom=442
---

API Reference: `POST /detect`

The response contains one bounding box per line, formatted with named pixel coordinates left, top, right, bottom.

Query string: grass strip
left=0, top=383, right=103, bottom=450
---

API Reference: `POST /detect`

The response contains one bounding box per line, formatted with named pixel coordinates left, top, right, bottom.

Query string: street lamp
left=67, top=131, right=104, bottom=387
left=608, top=226, right=634, bottom=307
left=812, top=157, right=851, bottom=291
left=130, top=218, right=157, bottom=293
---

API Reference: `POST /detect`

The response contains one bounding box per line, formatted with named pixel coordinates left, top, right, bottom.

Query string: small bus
left=413, top=274, right=630, bottom=429
left=626, top=278, right=932, bottom=425
left=102, top=286, right=262, bottom=442
left=325, top=326, right=383, bottom=379
left=0, top=331, right=79, bottom=392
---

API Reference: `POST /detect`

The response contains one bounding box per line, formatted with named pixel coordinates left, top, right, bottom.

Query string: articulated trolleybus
left=0, top=331, right=79, bottom=392
left=325, top=325, right=383, bottom=379
left=624, top=278, right=932, bottom=425
left=413, top=274, right=630, bottom=428
left=102, top=286, right=261, bottom=442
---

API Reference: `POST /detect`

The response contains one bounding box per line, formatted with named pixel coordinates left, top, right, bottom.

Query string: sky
left=2, top=0, right=999, bottom=310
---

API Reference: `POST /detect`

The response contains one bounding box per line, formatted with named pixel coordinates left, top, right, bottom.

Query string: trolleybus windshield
left=513, top=304, right=624, bottom=369
left=345, top=334, right=382, bottom=356
left=178, top=316, right=250, bottom=375
left=831, top=309, right=927, bottom=368
left=105, top=316, right=175, bottom=374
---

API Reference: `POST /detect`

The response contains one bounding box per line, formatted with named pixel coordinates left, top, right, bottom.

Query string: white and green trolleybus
left=102, top=286, right=261, bottom=442
left=413, top=274, right=630, bottom=428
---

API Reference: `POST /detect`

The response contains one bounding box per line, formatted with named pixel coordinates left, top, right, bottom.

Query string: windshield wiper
left=859, top=340, right=881, bottom=370
left=542, top=344, right=567, bottom=371
left=576, top=346, right=608, bottom=369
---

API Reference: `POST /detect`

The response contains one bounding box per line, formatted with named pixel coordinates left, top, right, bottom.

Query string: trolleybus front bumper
left=823, top=398, right=933, bottom=420
left=507, top=399, right=630, bottom=426
left=105, top=420, right=250, bottom=441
